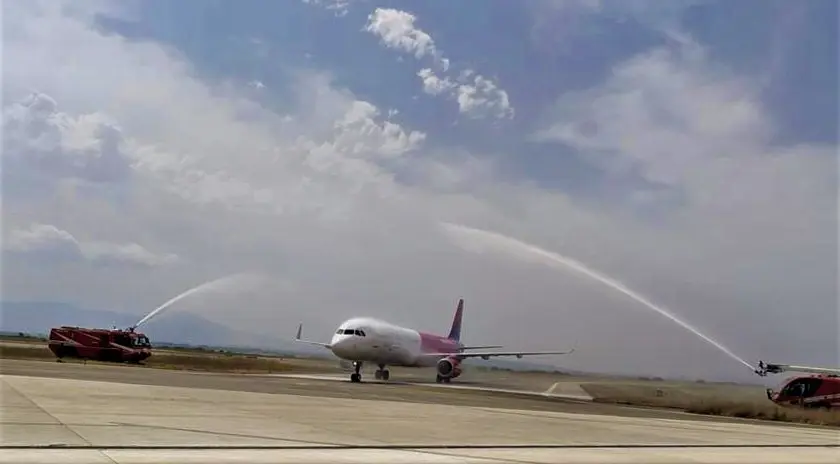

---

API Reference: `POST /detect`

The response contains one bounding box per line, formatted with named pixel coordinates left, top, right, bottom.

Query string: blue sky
left=3, top=0, right=837, bottom=379
left=92, top=0, right=836, bottom=202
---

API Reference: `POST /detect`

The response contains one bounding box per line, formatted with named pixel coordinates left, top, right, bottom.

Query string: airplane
left=295, top=298, right=574, bottom=383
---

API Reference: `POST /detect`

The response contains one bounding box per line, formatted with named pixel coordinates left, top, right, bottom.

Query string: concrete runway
left=250, top=372, right=595, bottom=401
left=2, top=359, right=838, bottom=463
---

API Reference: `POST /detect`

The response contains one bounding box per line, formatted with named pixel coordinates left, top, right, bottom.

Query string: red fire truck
left=755, top=361, right=840, bottom=410
left=48, top=326, right=152, bottom=363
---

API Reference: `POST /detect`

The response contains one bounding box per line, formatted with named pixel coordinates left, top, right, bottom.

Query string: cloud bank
left=3, top=0, right=835, bottom=382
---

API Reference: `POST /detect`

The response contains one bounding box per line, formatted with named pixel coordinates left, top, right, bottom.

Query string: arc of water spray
left=439, top=222, right=755, bottom=371
left=132, top=273, right=266, bottom=330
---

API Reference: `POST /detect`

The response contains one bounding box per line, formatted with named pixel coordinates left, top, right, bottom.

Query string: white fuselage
left=328, top=317, right=439, bottom=368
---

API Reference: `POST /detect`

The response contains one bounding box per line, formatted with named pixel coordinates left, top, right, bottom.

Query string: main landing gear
left=435, top=375, right=451, bottom=384
left=374, top=364, right=390, bottom=381
left=348, top=362, right=390, bottom=382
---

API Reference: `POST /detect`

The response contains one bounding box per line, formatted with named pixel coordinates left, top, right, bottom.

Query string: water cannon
left=754, top=360, right=840, bottom=377
left=754, top=360, right=783, bottom=377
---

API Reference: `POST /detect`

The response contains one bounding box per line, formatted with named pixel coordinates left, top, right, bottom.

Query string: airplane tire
left=374, top=370, right=382, bottom=380
left=435, top=375, right=443, bottom=383
left=382, top=370, right=390, bottom=381
left=350, top=373, right=361, bottom=383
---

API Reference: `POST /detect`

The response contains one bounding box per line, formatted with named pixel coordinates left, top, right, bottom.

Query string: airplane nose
left=330, top=336, right=352, bottom=355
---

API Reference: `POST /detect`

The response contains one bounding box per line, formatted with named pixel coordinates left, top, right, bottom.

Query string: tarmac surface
left=2, top=359, right=838, bottom=463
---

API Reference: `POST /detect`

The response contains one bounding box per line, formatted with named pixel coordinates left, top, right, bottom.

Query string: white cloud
left=3, top=1, right=835, bottom=381
left=417, top=68, right=514, bottom=120
left=417, top=68, right=456, bottom=95
left=455, top=74, right=515, bottom=120
left=5, top=223, right=180, bottom=268
left=3, top=92, right=132, bottom=183
left=368, top=9, right=513, bottom=120
left=331, top=100, right=427, bottom=159
left=528, top=0, right=709, bottom=47
left=302, top=0, right=351, bottom=17
left=526, top=38, right=836, bottom=368
left=365, top=8, right=440, bottom=60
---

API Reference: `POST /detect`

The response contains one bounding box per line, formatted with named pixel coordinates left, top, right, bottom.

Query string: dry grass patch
left=0, top=344, right=324, bottom=374
left=583, top=382, right=840, bottom=427
left=0, top=344, right=55, bottom=360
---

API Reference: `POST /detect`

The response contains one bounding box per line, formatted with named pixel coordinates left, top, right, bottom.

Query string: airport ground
left=2, top=341, right=840, bottom=463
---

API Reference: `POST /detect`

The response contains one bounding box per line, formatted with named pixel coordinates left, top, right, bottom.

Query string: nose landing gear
left=350, top=361, right=362, bottom=383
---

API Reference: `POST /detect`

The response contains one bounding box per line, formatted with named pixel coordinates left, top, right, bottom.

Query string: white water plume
left=132, top=273, right=268, bottom=329
left=440, top=222, right=755, bottom=371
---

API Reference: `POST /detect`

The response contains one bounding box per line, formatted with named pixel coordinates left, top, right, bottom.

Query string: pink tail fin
left=447, top=299, right=463, bottom=342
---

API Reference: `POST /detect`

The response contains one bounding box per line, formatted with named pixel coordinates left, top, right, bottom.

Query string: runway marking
left=265, top=373, right=594, bottom=401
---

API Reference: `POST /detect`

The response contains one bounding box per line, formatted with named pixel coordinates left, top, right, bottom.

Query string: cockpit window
left=337, top=328, right=366, bottom=336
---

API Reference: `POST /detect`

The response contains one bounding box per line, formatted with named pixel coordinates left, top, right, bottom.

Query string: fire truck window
left=801, top=378, right=822, bottom=396
left=781, top=382, right=797, bottom=396
left=781, top=380, right=813, bottom=397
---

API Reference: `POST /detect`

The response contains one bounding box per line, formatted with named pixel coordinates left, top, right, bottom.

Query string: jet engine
left=437, top=356, right=462, bottom=380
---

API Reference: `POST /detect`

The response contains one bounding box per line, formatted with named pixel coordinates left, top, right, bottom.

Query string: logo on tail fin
left=448, top=299, right=464, bottom=342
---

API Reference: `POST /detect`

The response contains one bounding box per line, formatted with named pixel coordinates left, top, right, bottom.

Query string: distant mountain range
left=0, top=300, right=326, bottom=357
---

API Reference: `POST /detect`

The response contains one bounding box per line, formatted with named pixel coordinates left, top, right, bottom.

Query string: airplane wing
left=422, top=348, right=574, bottom=361
left=458, top=345, right=504, bottom=350
left=294, top=323, right=332, bottom=348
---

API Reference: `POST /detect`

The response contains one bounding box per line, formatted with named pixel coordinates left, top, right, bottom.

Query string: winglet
left=293, top=322, right=332, bottom=349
